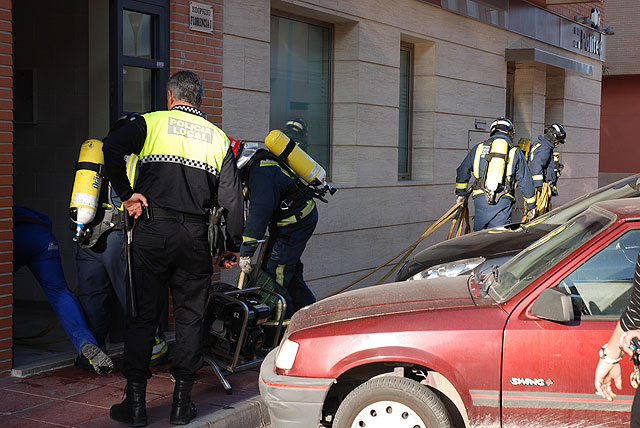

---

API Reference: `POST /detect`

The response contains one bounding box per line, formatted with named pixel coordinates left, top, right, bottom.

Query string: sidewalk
left=0, top=357, right=271, bottom=428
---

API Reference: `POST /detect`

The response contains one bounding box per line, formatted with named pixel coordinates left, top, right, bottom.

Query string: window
left=398, top=44, right=413, bottom=179
left=111, top=0, right=169, bottom=124
left=506, top=64, right=514, bottom=121
left=558, top=229, right=640, bottom=318
left=270, top=14, right=332, bottom=173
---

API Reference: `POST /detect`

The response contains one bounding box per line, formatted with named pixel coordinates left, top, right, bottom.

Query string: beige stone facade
left=221, top=0, right=604, bottom=298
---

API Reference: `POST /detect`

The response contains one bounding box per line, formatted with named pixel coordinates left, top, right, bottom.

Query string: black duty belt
left=152, top=207, right=208, bottom=223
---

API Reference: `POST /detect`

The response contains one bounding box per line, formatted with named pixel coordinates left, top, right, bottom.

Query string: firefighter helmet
left=489, top=117, right=515, bottom=139
left=284, top=118, right=307, bottom=143
left=544, top=123, right=566, bottom=144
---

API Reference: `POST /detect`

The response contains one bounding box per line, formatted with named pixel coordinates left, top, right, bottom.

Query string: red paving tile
left=65, top=384, right=162, bottom=409
left=0, top=358, right=263, bottom=427
left=4, top=374, right=101, bottom=399
left=0, top=389, right=54, bottom=413
left=0, top=414, right=68, bottom=427
left=13, top=399, right=107, bottom=426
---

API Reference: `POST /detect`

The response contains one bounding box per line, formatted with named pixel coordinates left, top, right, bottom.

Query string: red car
left=259, top=198, right=640, bottom=428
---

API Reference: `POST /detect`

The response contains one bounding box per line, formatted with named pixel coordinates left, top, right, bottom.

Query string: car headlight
left=274, top=338, right=299, bottom=370
left=409, top=257, right=485, bottom=280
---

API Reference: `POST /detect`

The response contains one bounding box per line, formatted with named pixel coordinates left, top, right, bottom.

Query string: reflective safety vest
left=139, top=110, right=229, bottom=176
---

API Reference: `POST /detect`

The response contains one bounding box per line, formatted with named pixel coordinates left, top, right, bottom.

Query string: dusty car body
left=260, top=199, right=640, bottom=428
left=396, top=173, right=640, bottom=281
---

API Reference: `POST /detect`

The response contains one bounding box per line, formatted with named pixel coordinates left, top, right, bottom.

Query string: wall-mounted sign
left=189, top=1, right=213, bottom=34
left=572, top=26, right=601, bottom=57
left=560, top=19, right=605, bottom=61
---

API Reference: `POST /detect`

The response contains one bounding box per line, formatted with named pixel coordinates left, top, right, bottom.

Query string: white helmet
left=236, top=142, right=259, bottom=169
left=489, top=117, right=515, bottom=139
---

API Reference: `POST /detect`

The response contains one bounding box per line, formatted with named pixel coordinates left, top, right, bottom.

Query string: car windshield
left=525, top=174, right=640, bottom=228
left=488, top=207, right=616, bottom=303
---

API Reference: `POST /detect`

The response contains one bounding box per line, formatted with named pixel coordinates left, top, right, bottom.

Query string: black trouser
left=123, top=212, right=211, bottom=383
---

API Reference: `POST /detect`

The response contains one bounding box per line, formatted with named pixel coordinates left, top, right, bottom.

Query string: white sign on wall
left=189, top=1, right=213, bottom=34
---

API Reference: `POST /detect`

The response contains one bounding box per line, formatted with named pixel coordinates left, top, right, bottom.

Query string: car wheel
left=333, top=376, right=452, bottom=428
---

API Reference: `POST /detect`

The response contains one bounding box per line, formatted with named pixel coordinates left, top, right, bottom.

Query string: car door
left=502, top=225, right=640, bottom=427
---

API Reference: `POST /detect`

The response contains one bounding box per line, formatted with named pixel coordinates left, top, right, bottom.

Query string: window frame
left=398, top=42, right=414, bottom=180
left=270, top=10, right=334, bottom=178
left=110, top=0, right=169, bottom=125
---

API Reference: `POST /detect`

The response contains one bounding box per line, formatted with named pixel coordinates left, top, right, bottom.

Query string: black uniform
left=240, top=150, right=317, bottom=317
left=103, top=105, right=243, bottom=382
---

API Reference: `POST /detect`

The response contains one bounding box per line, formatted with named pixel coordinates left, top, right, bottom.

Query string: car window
left=489, top=207, right=616, bottom=303
left=527, top=175, right=640, bottom=227
left=556, top=229, right=640, bottom=319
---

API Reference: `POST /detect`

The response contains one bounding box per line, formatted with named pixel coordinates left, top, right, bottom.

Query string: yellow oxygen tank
left=484, top=138, right=509, bottom=195
left=70, top=139, right=104, bottom=242
left=264, top=129, right=327, bottom=187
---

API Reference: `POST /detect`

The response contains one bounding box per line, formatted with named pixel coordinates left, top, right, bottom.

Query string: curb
left=192, top=394, right=270, bottom=428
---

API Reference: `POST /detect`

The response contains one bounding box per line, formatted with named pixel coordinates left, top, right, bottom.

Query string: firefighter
left=455, top=117, right=536, bottom=231
left=74, top=154, right=168, bottom=372
left=104, top=71, right=244, bottom=426
left=283, top=118, right=308, bottom=151
left=14, top=206, right=114, bottom=375
left=528, top=123, right=566, bottom=214
left=236, top=131, right=317, bottom=318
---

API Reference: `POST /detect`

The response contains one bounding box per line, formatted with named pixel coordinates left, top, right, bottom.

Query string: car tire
left=333, top=376, right=452, bottom=428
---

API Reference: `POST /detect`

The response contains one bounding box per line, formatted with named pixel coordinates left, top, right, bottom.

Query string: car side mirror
left=531, top=287, right=575, bottom=322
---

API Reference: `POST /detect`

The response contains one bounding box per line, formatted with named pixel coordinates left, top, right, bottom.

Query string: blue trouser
left=76, top=230, right=127, bottom=346
left=472, top=195, right=514, bottom=231
left=14, top=223, right=98, bottom=355
left=265, top=208, right=318, bottom=318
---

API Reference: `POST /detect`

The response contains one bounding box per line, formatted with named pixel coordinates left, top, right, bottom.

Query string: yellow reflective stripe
left=242, top=236, right=260, bottom=245
left=260, top=160, right=292, bottom=178
left=472, top=189, right=484, bottom=196
left=472, top=144, right=483, bottom=179
left=277, top=200, right=316, bottom=227
left=276, top=264, right=285, bottom=286
left=525, top=195, right=536, bottom=204
left=456, top=183, right=468, bottom=190
left=506, top=147, right=517, bottom=178
left=529, top=143, right=540, bottom=161
left=532, top=174, right=544, bottom=181
left=102, top=203, right=113, bottom=208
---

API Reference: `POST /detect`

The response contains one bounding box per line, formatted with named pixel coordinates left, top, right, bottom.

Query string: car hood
left=396, top=222, right=555, bottom=281
left=287, top=276, right=477, bottom=334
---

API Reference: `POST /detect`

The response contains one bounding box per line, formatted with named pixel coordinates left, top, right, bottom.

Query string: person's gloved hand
left=239, top=256, right=253, bottom=274
left=456, top=195, right=465, bottom=205
left=526, top=209, right=536, bottom=221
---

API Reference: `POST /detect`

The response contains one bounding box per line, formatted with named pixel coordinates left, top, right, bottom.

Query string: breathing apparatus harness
left=77, top=113, right=140, bottom=249
left=242, top=148, right=322, bottom=223
left=478, top=135, right=517, bottom=205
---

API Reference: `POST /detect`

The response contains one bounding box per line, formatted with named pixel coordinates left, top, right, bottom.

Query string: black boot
left=170, top=380, right=197, bottom=425
left=110, top=381, right=148, bottom=427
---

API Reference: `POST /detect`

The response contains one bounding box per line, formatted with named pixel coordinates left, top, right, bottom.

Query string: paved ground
left=0, top=357, right=270, bottom=427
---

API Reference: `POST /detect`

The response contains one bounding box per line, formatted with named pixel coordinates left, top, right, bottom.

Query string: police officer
left=75, top=155, right=167, bottom=371
left=236, top=138, right=317, bottom=318
left=104, top=71, right=243, bottom=426
left=14, top=206, right=113, bottom=374
left=529, top=123, right=566, bottom=213
left=455, top=117, right=536, bottom=231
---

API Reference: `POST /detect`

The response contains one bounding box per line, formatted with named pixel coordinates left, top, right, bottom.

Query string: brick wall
left=602, top=0, right=640, bottom=75
left=0, top=0, right=12, bottom=378
left=530, top=0, right=607, bottom=26
left=170, top=0, right=224, bottom=126
left=167, top=0, right=225, bottom=329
